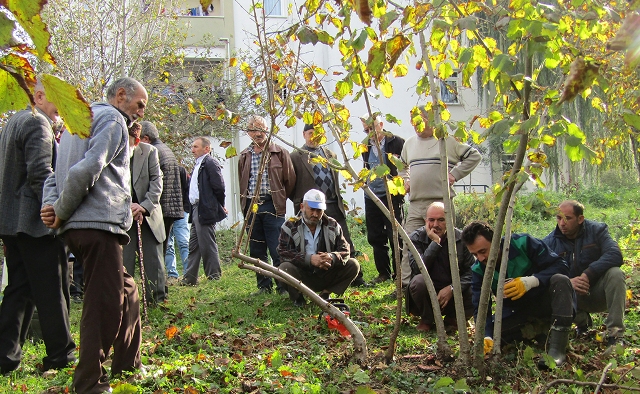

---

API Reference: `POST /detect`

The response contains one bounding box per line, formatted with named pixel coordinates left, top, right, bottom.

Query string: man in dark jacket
left=239, top=115, right=296, bottom=295
left=543, top=200, right=625, bottom=353
left=406, top=202, right=474, bottom=332
left=278, top=189, right=359, bottom=307
left=290, top=123, right=363, bottom=286
left=181, top=137, right=227, bottom=285
left=0, top=80, right=76, bottom=374
left=140, top=121, right=183, bottom=252
left=462, top=221, right=575, bottom=369
left=165, top=166, right=191, bottom=282
left=361, top=114, right=405, bottom=284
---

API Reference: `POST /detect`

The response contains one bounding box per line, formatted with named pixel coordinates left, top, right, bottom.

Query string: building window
left=440, top=72, right=459, bottom=104
left=264, top=0, right=282, bottom=16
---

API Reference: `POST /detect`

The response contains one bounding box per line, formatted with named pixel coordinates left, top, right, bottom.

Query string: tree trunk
left=472, top=52, right=533, bottom=370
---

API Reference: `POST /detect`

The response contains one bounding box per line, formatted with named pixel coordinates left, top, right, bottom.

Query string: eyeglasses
left=363, top=127, right=372, bottom=133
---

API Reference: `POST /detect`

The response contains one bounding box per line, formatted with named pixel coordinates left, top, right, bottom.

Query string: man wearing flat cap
left=277, top=189, right=360, bottom=307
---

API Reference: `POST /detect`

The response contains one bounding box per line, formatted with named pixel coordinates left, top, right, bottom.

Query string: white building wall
left=211, top=1, right=492, bottom=228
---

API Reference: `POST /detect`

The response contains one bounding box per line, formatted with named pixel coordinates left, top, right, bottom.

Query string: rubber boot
left=538, top=325, right=571, bottom=370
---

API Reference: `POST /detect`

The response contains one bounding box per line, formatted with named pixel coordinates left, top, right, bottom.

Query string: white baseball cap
left=303, top=189, right=326, bottom=210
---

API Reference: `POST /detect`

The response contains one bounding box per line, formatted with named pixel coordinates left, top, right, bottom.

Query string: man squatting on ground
left=278, top=189, right=360, bottom=307
left=544, top=200, right=626, bottom=354
left=405, top=202, right=475, bottom=332
left=462, top=221, right=575, bottom=369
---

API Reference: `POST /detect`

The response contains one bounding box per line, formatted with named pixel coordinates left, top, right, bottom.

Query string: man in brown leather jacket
left=238, top=115, right=296, bottom=295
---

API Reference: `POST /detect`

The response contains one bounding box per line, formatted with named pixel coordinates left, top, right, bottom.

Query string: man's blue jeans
left=244, top=199, right=285, bottom=291
left=164, top=211, right=190, bottom=278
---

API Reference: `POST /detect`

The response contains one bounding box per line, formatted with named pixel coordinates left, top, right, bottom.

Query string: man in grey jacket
left=140, top=121, right=183, bottom=252
left=123, top=124, right=166, bottom=304
left=41, top=77, right=146, bottom=394
left=0, top=80, right=76, bottom=374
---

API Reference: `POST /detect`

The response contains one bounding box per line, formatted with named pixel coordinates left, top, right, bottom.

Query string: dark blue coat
left=543, top=220, right=623, bottom=284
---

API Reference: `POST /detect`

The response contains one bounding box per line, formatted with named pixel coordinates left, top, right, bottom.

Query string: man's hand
left=426, top=226, right=441, bottom=244
left=223, top=206, right=228, bottom=214
left=41, top=205, right=62, bottom=229
left=504, top=276, right=539, bottom=300
left=131, top=203, right=146, bottom=224
left=571, top=273, right=590, bottom=296
left=448, top=173, right=456, bottom=186
left=437, top=285, right=453, bottom=309
left=404, top=179, right=410, bottom=193
left=311, top=252, right=333, bottom=270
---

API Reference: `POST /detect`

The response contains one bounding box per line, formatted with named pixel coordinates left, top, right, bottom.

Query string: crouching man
left=544, top=200, right=625, bottom=355
left=462, top=221, right=575, bottom=369
left=278, top=189, right=359, bottom=307
left=406, top=202, right=475, bottom=332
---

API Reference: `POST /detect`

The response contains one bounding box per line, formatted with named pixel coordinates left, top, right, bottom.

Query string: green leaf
left=41, top=74, right=92, bottom=138
left=387, top=153, right=405, bottom=172
left=112, top=383, right=138, bottom=394
left=225, top=146, right=237, bottom=159
left=623, top=112, right=640, bottom=130
left=366, top=42, right=386, bottom=79
left=270, top=350, right=282, bottom=368
left=352, top=29, right=368, bottom=52
left=503, top=135, right=520, bottom=154
left=380, top=11, right=399, bottom=32
left=5, top=0, right=52, bottom=62
left=454, top=378, right=470, bottom=391
left=455, top=16, right=477, bottom=31
left=0, top=13, right=17, bottom=48
left=386, top=34, right=410, bottom=69
left=353, top=369, right=370, bottom=384
left=334, top=80, right=352, bottom=100
left=434, top=376, right=454, bottom=388
left=297, top=26, right=319, bottom=45
left=317, top=30, right=334, bottom=46
left=303, top=112, right=313, bottom=124
left=438, top=62, right=453, bottom=80
left=0, top=65, right=30, bottom=114
left=373, top=164, right=390, bottom=178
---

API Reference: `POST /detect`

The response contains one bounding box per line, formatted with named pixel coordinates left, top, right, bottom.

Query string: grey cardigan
left=43, top=102, right=133, bottom=239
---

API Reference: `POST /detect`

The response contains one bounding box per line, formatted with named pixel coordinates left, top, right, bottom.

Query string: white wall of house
left=206, top=1, right=493, bottom=228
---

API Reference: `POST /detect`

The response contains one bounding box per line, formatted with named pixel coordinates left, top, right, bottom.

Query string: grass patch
left=1, top=184, right=639, bottom=393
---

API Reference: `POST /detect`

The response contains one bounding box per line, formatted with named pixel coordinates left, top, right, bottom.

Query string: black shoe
left=370, top=275, right=390, bottom=285
left=293, top=296, right=306, bottom=308
left=277, top=288, right=289, bottom=297
left=179, top=278, right=196, bottom=286
left=207, top=274, right=221, bottom=281
left=604, top=336, right=625, bottom=356
left=350, top=277, right=366, bottom=287
left=252, top=287, right=272, bottom=296
left=575, top=314, right=592, bottom=337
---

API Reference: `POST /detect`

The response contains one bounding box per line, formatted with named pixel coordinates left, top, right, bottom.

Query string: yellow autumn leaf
left=340, top=170, right=352, bottom=180
left=379, top=78, right=393, bottom=98
left=627, top=289, right=633, bottom=300
left=251, top=203, right=258, bottom=213
left=229, top=57, right=237, bottom=67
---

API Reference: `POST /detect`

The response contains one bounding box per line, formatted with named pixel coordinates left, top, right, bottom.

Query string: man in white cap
left=277, top=189, right=360, bottom=307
